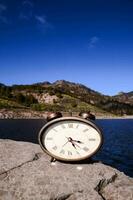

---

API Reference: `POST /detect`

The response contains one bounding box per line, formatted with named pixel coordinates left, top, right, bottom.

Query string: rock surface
left=0, top=109, right=48, bottom=119
left=0, top=139, right=133, bottom=200
left=1, top=109, right=133, bottom=119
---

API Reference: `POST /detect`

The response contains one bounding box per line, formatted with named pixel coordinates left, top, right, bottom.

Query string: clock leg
left=50, top=157, right=56, bottom=162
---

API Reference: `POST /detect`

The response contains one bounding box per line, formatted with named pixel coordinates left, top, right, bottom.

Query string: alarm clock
left=38, top=112, right=103, bottom=162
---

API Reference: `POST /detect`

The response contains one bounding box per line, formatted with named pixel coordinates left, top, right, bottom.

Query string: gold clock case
left=38, top=117, right=103, bottom=162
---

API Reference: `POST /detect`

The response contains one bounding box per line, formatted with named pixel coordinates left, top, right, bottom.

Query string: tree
left=16, top=93, right=25, bottom=104
left=25, top=94, right=38, bottom=106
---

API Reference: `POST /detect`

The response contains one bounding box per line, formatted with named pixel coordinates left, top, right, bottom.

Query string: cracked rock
left=0, top=139, right=133, bottom=200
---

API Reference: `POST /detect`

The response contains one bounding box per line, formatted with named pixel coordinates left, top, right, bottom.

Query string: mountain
left=0, top=83, right=5, bottom=87
left=114, top=92, right=133, bottom=105
left=0, top=80, right=133, bottom=116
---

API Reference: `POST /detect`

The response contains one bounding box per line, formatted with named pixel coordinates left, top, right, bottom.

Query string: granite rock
left=0, top=139, right=133, bottom=200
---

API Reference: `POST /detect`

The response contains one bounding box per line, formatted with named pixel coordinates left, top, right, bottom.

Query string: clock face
left=38, top=117, right=103, bottom=161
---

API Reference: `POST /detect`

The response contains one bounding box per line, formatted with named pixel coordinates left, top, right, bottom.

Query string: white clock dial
left=39, top=117, right=103, bottom=161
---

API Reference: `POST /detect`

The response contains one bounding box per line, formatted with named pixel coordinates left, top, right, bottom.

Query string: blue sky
left=0, top=0, right=133, bottom=95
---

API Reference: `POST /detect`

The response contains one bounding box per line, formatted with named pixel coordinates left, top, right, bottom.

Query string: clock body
left=38, top=117, right=103, bottom=162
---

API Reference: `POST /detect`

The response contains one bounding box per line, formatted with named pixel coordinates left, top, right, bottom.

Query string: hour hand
left=73, top=139, right=83, bottom=144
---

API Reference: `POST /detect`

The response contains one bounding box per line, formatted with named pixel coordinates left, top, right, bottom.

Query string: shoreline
left=96, top=115, right=133, bottom=119
left=0, top=109, right=133, bottom=119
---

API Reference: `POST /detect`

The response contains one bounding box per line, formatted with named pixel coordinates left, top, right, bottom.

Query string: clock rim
left=38, top=116, right=103, bottom=162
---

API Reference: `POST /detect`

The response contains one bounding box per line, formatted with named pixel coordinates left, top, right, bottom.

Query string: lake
left=0, top=119, right=133, bottom=177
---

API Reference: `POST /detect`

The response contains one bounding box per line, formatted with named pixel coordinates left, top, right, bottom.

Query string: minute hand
left=71, top=142, right=77, bottom=149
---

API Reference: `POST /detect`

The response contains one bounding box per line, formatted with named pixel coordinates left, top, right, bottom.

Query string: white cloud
left=19, top=0, right=33, bottom=20
left=35, top=15, right=53, bottom=33
left=20, top=1, right=52, bottom=31
left=89, top=36, right=99, bottom=48
left=19, top=11, right=32, bottom=20
left=0, top=1, right=52, bottom=32
left=22, top=0, right=33, bottom=7
left=35, top=15, right=47, bottom=25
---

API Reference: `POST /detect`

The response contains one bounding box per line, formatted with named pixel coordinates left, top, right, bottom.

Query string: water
left=95, top=119, right=133, bottom=177
left=0, top=119, right=133, bottom=177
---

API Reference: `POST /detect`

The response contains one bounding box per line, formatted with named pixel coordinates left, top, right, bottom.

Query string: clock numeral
left=68, top=151, right=72, bottom=155
left=83, top=129, right=89, bottom=132
left=76, top=151, right=80, bottom=155
left=61, top=124, right=66, bottom=129
left=83, top=147, right=89, bottom=152
left=52, top=146, right=57, bottom=150
left=46, top=137, right=53, bottom=140
left=76, top=124, right=79, bottom=129
left=68, top=123, right=73, bottom=128
left=60, top=149, right=65, bottom=154
left=89, top=138, right=96, bottom=141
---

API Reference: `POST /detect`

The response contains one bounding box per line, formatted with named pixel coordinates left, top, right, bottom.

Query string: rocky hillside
left=114, top=91, right=133, bottom=105
left=0, top=80, right=133, bottom=116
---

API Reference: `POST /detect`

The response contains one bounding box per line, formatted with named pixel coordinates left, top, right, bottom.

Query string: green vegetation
left=0, top=98, right=26, bottom=109
left=31, top=103, right=64, bottom=112
left=0, top=84, right=38, bottom=107
left=0, top=80, right=133, bottom=116
left=15, top=93, right=38, bottom=106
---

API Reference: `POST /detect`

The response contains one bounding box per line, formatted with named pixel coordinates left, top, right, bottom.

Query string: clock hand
left=65, top=137, right=82, bottom=149
left=63, top=137, right=76, bottom=147
left=73, top=142, right=81, bottom=149
left=66, top=137, right=73, bottom=142
left=66, top=137, right=77, bottom=149
left=62, top=140, right=69, bottom=147
left=71, top=142, right=77, bottom=149
left=72, top=140, right=83, bottom=144
left=66, top=137, right=83, bottom=144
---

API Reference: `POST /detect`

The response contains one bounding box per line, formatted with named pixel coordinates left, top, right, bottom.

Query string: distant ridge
left=0, top=83, right=5, bottom=87
left=114, top=91, right=133, bottom=105
left=0, top=80, right=133, bottom=116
